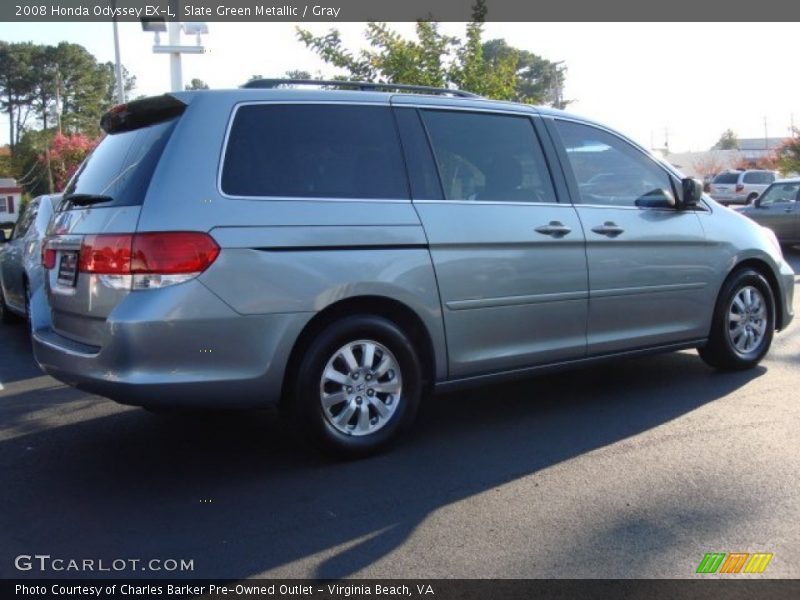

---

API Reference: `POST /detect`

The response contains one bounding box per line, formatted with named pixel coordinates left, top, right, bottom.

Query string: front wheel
left=294, top=315, right=423, bottom=457
left=699, top=268, right=775, bottom=370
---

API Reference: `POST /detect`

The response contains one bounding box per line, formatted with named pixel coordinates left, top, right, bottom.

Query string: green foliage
left=714, top=129, right=739, bottom=150
left=295, top=0, right=564, bottom=104
left=776, top=128, right=800, bottom=175
left=482, top=39, right=568, bottom=107
left=0, top=41, right=135, bottom=151
left=185, top=78, right=209, bottom=90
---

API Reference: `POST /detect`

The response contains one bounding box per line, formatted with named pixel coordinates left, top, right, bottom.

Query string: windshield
left=61, top=118, right=178, bottom=210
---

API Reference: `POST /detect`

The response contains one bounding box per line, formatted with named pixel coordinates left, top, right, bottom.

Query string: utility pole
left=55, top=69, right=62, bottom=134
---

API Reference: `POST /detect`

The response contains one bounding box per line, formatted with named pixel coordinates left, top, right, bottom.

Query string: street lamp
left=142, top=18, right=208, bottom=92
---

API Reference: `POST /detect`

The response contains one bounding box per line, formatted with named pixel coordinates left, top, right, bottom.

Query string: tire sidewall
left=295, top=315, right=422, bottom=455
left=716, top=270, right=775, bottom=366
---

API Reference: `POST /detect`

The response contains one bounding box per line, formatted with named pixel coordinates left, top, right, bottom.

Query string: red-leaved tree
left=39, top=132, right=100, bottom=191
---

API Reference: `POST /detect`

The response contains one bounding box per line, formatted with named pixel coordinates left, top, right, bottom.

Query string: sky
left=0, top=21, right=798, bottom=153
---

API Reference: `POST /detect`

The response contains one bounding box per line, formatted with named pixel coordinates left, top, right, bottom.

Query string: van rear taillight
left=735, top=184, right=744, bottom=192
left=130, top=232, right=220, bottom=274
left=45, top=232, right=219, bottom=290
left=79, top=234, right=132, bottom=274
left=42, top=247, right=57, bottom=269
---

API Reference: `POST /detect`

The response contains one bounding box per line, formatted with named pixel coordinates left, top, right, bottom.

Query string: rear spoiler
left=100, top=94, right=187, bottom=134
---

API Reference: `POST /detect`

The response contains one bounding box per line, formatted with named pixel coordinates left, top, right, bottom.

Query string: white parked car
left=709, top=169, right=778, bottom=206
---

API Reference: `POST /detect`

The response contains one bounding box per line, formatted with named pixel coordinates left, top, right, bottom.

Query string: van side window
left=554, top=120, right=675, bottom=208
left=221, top=104, right=409, bottom=200
left=419, top=110, right=557, bottom=203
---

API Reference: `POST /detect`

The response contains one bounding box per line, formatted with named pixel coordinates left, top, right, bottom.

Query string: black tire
left=746, top=193, right=759, bottom=205
left=0, top=285, right=19, bottom=325
left=293, top=315, right=423, bottom=458
left=699, top=268, right=775, bottom=371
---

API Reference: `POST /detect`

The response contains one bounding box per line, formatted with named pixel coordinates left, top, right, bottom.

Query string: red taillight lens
left=79, top=234, right=132, bottom=274
left=42, top=246, right=57, bottom=269
left=131, top=232, right=220, bottom=274
left=78, top=232, right=219, bottom=275
left=735, top=184, right=744, bottom=192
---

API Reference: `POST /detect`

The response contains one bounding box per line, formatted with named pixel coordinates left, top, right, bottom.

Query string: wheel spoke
left=322, top=391, right=348, bottom=410
left=362, top=343, right=376, bottom=370
left=373, top=380, right=401, bottom=395
left=729, top=312, right=743, bottom=322
left=340, top=346, right=359, bottom=372
left=743, top=288, right=753, bottom=308
left=357, top=405, right=371, bottom=432
left=369, top=397, right=390, bottom=418
left=324, top=367, right=349, bottom=385
left=374, top=355, right=391, bottom=377
left=733, top=295, right=746, bottom=313
left=335, top=402, right=357, bottom=428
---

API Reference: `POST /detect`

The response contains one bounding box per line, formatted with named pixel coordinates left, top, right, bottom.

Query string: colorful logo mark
left=696, top=552, right=773, bottom=574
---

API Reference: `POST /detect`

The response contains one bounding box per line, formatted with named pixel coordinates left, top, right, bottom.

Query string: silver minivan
left=32, top=82, right=795, bottom=456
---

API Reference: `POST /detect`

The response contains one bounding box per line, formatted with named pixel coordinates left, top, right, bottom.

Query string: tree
left=185, top=78, right=209, bottom=90
left=0, top=41, right=37, bottom=151
left=690, top=152, right=729, bottom=180
left=482, top=39, right=569, bottom=108
left=295, top=0, right=554, bottom=103
left=41, top=131, right=98, bottom=191
left=714, top=129, right=739, bottom=150
left=775, top=128, right=800, bottom=175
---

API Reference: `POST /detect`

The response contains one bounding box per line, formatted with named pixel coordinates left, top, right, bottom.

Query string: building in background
left=0, top=178, right=22, bottom=224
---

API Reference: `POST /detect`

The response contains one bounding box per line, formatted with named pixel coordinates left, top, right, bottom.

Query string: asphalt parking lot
left=1, top=247, right=798, bottom=580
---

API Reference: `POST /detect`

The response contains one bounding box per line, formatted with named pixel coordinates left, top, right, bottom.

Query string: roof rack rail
left=241, top=78, right=480, bottom=98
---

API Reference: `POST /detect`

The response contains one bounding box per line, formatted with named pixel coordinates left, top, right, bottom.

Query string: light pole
left=112, top=13, right=125, bottom=103
left=143, top=18, right=207, bottom=92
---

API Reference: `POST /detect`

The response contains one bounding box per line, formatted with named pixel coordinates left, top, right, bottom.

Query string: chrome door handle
left=591, top=222, right=624, bottom=237
left=535, top=221, right=572, bottom=237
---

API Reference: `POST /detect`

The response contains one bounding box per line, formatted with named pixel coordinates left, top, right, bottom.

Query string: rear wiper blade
left=63, top=194, right=114, bottom=206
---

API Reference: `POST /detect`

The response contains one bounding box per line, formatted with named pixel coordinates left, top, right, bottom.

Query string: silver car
left=738, top=179, right=800, bottom=246
left=0, top=194, right=61, bottom=324
left=30, top=82, right=795, bottom=456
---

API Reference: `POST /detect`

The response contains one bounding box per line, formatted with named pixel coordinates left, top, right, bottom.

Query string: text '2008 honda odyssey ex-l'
left=32, top=80, right=795, bottom=456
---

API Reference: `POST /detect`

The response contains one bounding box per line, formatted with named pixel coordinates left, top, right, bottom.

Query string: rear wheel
left=294, top=315, right=423, bottom=457
left=699, top=268, right=775, bottom=370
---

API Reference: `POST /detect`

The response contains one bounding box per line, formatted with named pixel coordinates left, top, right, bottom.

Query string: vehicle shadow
left=0, top=319, right=766, bottom=579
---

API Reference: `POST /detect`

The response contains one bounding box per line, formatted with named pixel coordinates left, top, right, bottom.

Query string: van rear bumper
left=32, top=280, right=311, bottom=409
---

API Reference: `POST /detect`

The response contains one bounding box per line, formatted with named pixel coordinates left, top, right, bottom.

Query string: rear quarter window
left=220, top=104, right=409, bottom=199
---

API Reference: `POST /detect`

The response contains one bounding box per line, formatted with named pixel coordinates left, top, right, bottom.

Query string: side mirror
left=680, top=177, right=703, bottom=209
left=635, top=188, right=676, bottom=209
left=753, top=196, right=761, bottom=208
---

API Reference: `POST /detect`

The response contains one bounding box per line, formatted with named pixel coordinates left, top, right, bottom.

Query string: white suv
left=709, top=169, right=778, bottom=206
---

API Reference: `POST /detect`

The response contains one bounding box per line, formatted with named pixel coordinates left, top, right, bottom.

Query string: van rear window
left=221, top=104, right=409, bottom=199
left=61, top=118, right=178, bottom=210
left=712, top=172, right=739, bottom=184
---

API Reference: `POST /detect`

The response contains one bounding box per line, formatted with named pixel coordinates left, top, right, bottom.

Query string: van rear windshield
left=712, top=172, right=739, bottom=184
left=61, top=118, right=178, bottom=210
